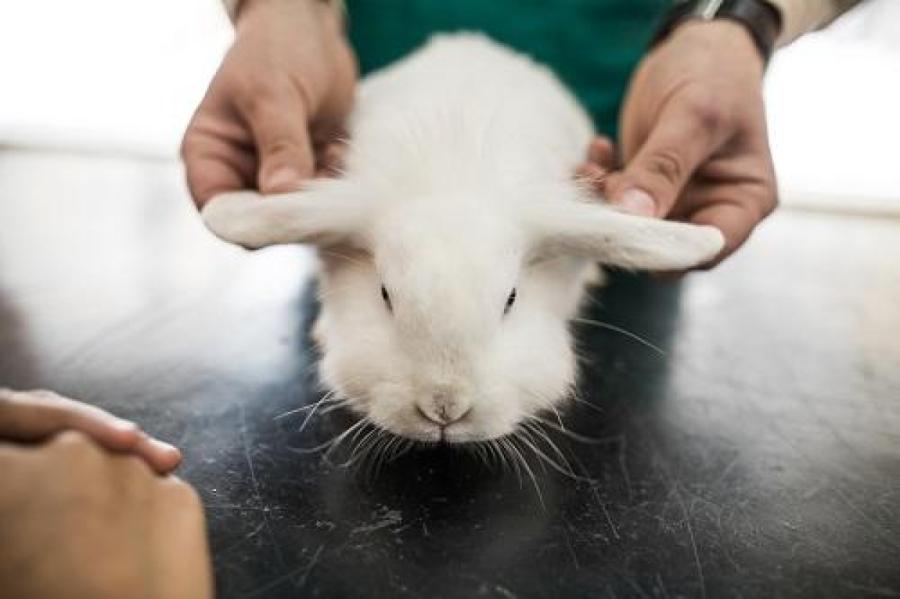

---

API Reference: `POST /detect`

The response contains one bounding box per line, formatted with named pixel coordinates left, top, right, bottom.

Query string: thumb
left=608, top=100, right=722, bottom=217
left=247, top=96, right=316, bottom=194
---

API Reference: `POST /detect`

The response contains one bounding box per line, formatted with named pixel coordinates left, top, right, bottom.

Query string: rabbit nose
left=417, top=389, right=471, bottom=425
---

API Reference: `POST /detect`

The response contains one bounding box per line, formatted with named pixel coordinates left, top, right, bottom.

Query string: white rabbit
left=202, top=33, right=723, bottom=444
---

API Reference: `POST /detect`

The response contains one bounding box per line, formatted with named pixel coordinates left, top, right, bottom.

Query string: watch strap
left=650, top=0, right=783, bottom=64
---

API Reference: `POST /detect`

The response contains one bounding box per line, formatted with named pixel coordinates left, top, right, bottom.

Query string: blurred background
left=0, top=0, right=898, bottom=212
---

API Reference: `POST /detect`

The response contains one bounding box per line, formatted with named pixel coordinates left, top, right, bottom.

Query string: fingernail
left=263, top=167, right=304, bottom=193
left=148, top=438, right=181, bottom=457
left=614, top=188, right=657, bottom=216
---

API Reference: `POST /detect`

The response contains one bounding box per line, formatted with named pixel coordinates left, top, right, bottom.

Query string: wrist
left=652, top=0, right=781, bottom=65
left=669, top=20, right=767, bottom=75
left=236, top=0, right=335, bottom=19
left=236, top=0, right=341, bottom=33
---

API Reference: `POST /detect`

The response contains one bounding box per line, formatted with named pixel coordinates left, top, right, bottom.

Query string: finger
left=182, top=117, right=258, bottom=208
left=686, top=200, right=761, bottom=266
left=574, top=162, right=609, bottom=196
left=244, top=92, right=316, bottom=194
left=0, top=389, right=181, bottom=473
left=607, top=99, right=726, bottom=217
left=314, top=140, right=347, bottom=177
left=184, top=152, right=254, bottom=209
left=134, top=432, right=183, bottom=475
left=0, top=389, right=138, bottom=445
left=587, top=135, right=617, bottom=170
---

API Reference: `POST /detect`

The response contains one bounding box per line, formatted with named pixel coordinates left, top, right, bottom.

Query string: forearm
left=768, top=0, right=863, bottom=45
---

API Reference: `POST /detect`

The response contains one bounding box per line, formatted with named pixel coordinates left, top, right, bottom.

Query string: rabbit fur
left=201, top=33, right=724, bottom=444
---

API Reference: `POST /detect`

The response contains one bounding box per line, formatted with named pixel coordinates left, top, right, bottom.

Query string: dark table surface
left=1, top=149, right=899, bottom=598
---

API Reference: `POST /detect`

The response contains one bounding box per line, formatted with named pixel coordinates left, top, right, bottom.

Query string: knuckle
left=118, top=453, right=154, bottom=479
left=760, top=188, right=779, bottom=218
left=260, top=137, right=300, bottom=159
left=644, top=148, right=686, bottom=187
left=236, top=77, right=291, bottom=119
left=161, top=476, right=203, bottom=509
left=0, top=388, right=13, bottom=410
left=180, top=131, right=201, bottom=160
left=685, top=93, right=726, bottom=133
left=51, top=430, right=102, bottom=460
left=755, top=169, right=779, bottom=219
left=22, top=388, right=63, bottom=405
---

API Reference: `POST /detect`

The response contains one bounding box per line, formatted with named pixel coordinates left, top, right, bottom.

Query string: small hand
left=181, top=0, right=356, bottom=207
left=0, top=388, right=181, bottom=474
left=0, top=432, right=211, bottom=599
left=582, top=21, right=778, bottom=267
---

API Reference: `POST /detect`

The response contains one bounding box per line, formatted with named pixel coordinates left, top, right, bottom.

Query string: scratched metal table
left=1, top=149, right=899, bottom=598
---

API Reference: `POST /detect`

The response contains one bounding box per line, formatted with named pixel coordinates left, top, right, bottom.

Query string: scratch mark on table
left=833, top=486, right=900, bottom=554
left=655, top=573, right=671, bottom=599
left=241, top=543, right=326, bottom=598
left=294, top=543, right=325, bottom=589
left=674, top=483, right=706, bottom=599
left=239, top=403, right=289, bottom=572
left=842, top=582, right=900, bottom=597
left=494, top=584, right=518, bottom=599
left=561, top=524, right=580, bottom=570
left=617, top=434, right=633, bottom=501
left=245, top=521, right=266, bottom=540
left=589, top=481, right=620, bottom=540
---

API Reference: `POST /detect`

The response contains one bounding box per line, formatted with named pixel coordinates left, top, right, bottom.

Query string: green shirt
left=345, top=0, right=668, bottom=138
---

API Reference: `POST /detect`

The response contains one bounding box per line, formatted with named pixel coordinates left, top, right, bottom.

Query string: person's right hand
left=182, top=0, right=357, bottom=207
left=0, top=431, right=211, bottom=599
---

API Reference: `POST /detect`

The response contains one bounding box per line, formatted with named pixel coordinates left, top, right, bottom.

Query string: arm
left=583, top=0, right=866, bottom=268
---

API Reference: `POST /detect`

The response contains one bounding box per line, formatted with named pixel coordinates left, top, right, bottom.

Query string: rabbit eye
left=380, top=285, right=392, bottom=312
left=504, top=288, right=517, bottom=315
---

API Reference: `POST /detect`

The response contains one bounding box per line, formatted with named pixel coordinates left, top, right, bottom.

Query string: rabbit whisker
left=571, top=317, right=666, bottom=356
left=525, top=414, right=618, bottom=445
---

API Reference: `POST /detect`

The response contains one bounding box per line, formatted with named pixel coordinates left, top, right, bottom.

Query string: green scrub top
left=344, top=0, right=668, bottom=138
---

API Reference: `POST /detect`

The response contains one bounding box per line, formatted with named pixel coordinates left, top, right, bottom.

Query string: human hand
left=584, top=20, right=778, bottom=267
left=0, top=388, right=181, bottom=474
left=0, top=431, right=211, bottom=599
left=182, top=0, right=356, bottom=207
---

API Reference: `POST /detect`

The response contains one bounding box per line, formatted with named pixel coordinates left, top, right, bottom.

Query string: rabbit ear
left=529, top=199, right=725, bottom=271
left=201, top=181, right=368, bottom=250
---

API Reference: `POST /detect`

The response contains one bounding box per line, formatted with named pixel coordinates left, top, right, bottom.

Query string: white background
left=1, top=0, right=897, bottom=210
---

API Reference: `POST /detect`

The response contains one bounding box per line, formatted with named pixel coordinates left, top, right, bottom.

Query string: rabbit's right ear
left=201, top=181, right=369, bottom=250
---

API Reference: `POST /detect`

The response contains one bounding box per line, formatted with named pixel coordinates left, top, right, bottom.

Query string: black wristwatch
left=650, top=0, right=783, bottom=64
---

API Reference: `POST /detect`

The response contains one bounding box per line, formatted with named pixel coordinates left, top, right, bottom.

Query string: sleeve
left=767, top=0, right=864, bottom=46
left=221, top=0, right=240, bottom=22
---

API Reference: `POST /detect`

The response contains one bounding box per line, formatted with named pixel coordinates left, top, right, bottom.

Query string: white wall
left=1, top=0, right=897, bottom=208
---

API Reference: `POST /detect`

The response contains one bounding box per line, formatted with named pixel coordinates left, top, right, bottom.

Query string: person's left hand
left=0, top=388, right=181, bottom=474
left=580, top=20, right=778, bottom=268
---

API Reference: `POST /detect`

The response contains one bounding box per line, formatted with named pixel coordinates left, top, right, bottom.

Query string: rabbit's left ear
left=201, top=180, right=369, bottom=250
left=528, top=199, right=725, bottom=271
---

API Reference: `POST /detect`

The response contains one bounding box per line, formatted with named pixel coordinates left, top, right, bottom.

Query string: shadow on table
left=0, top=288, right=39, bottom=389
